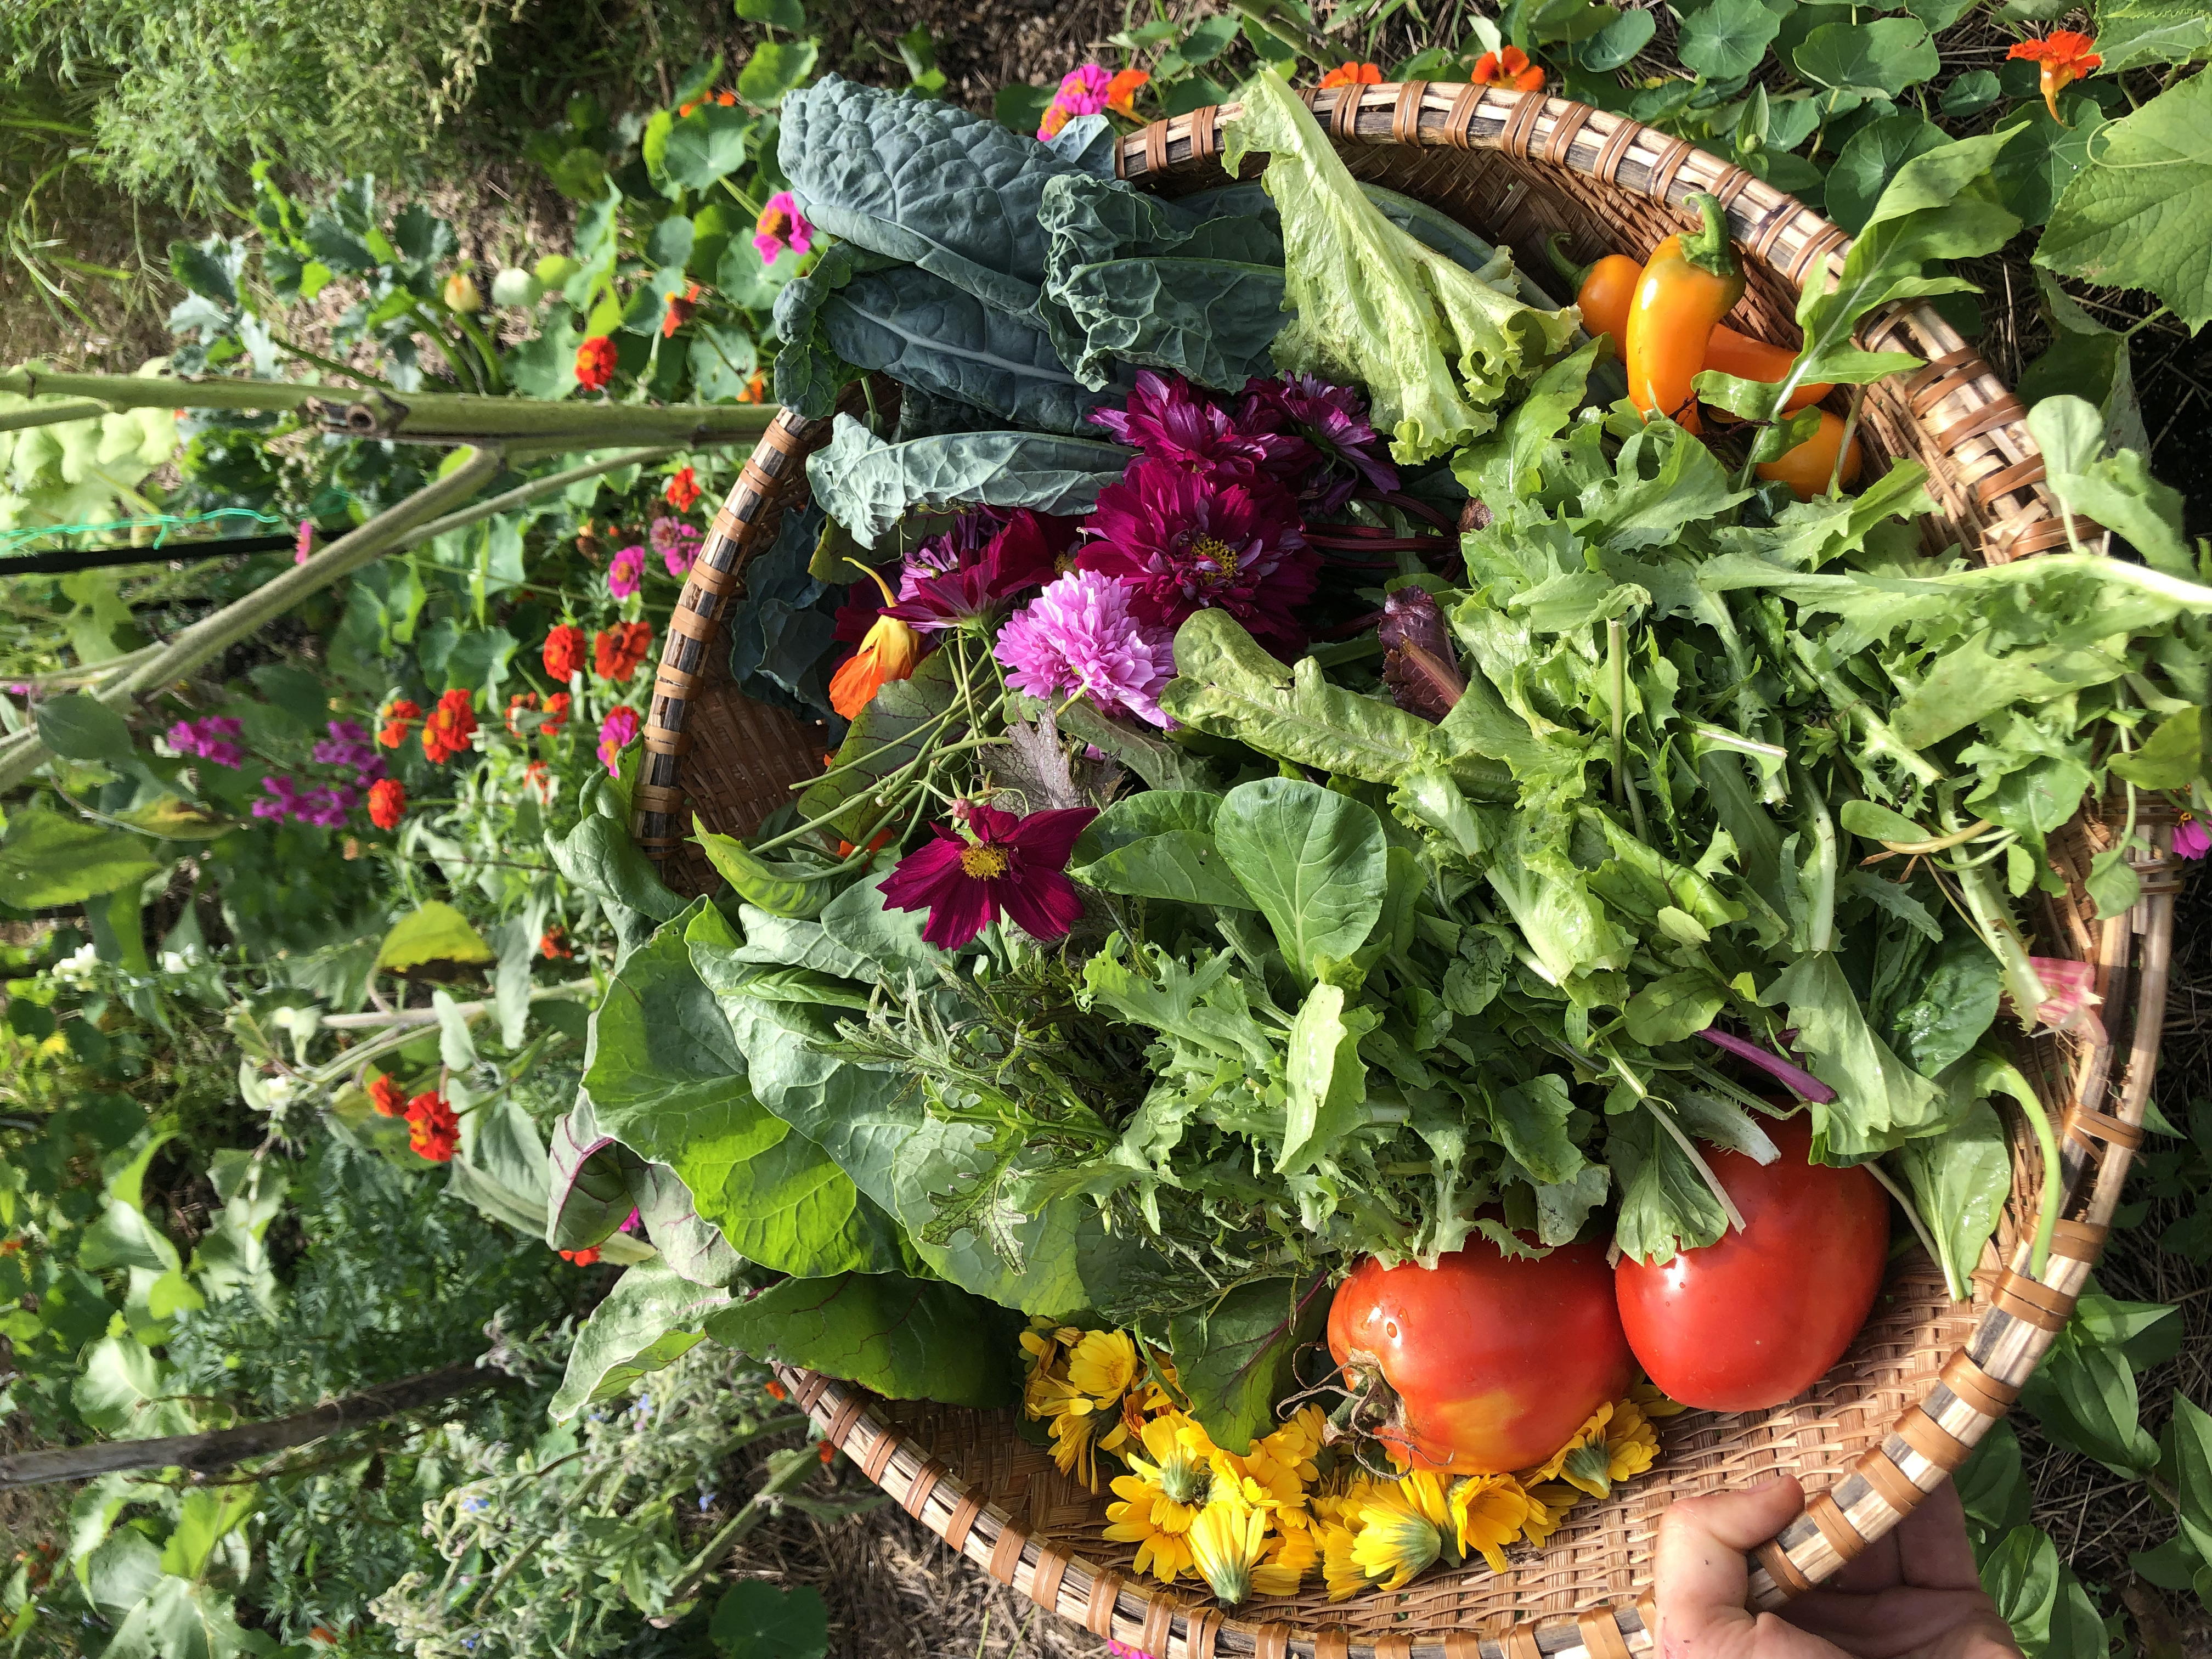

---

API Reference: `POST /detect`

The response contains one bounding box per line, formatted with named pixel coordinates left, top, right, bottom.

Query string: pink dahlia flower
left=995, top=569, right=1176, bottom=729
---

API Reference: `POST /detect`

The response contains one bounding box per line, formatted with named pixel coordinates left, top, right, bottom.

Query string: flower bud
left=442, top=272, right=483, bottom=314
left=489, top=267, right=543, bottom=309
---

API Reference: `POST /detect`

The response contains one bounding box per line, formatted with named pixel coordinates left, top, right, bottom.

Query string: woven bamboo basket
left=629, top=82, right=2185, bottom=1659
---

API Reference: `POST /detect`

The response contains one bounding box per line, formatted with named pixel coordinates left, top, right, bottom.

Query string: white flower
left=52, top=943, right=100, bottom=982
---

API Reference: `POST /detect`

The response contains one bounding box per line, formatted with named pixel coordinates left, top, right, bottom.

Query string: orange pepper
left=1757, top=409, right=1863, bottom=501
left=1623, top=194, right=1745, bottom=436
left=1705, top=331, right=1832, bottom=415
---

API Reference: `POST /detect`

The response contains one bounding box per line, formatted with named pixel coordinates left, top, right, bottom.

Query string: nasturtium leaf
left=549, top=1259, right=732, bottom=1421
left=2038, top=68, right=2212, bottom=331
left=735, top=0, right=804, bottom=29
left=1939, top=70, right=2004, bottom=116
left=712, top=1582, right=829, bottom=1659
left=1825, top=114, right=1949, bottom=234
left=1795, top=18, right=1941, bottom=95
left=1582, top=5, right=1656, bottom=70
left=0, top=809, right=163, bottom=911
left=1992, top=101, right=2105, bottom=229
left=374, top=901, right=494, bottom=972
left=702, top=1271, right=1018, bottom=1407
left=1168, top=1275, right=1329, bottom=1456
left=737, top=39, right=820, bottom=108
left=663, top=105, right=754, bottom=190
left=1678, top=0, right=1784, bottom=80
left=1214, top=778, right=1389, bottom=978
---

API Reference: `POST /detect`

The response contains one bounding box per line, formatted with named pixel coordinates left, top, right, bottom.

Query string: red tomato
left=1327, top=1235, right=1632, bottom=1475
left=1615, top=1116, right=1890, bottom=1412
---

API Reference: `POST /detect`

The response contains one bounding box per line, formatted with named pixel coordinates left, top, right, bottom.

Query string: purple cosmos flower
left=1076, top=458, right=1318, bottom=650
left=2176, top=816, right=2209, bottom=860
left=886, top=509, right=1071, bottom=633
left=1088, top=371, right=1306, bottom=492
left=879, top=802, right=1098, bottom=949
left=608, top=546, right=645, bottom=600
left=168, top=715, right=246, bottom=769
left=1237, top=373, right=1398, bottom=512
left=995, top=569, right=1176, bottom=729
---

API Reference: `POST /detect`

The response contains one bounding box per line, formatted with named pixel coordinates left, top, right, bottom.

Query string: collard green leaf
left=703, top=1271, right=1018, bottom=1407
left=548, top=1259, right=731, bottom=1421
left=818, top=266, right=1118, bottom=435
left=807, top=414, right=1131, bottom=548
left=1167, top=1275, right=1329, bottom=1456
left=1219, top=69, right=1578, bottom=462
left=2037, top=67, right=2212, bottom=331
left=1892, top=1098, right=2009, bottom=1301
left=1214, top=778, right=1389, bottom=978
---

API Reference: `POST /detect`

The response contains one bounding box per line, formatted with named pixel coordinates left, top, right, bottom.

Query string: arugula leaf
left=1760, top=954, right=1948, bottom=1158
left=703, top=1271, right=1019, bottom=1407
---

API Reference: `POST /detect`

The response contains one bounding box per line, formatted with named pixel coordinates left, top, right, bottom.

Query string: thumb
left=1654, top=1475, right=1807, bottom=1659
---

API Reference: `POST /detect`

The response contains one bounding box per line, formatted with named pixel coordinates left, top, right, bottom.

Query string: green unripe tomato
left=490, top=267, right=544, bottom=308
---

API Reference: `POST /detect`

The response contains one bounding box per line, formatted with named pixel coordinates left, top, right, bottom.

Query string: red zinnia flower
left=405, top=1092, right=460, bottom=1162
left=377, top=698, right=422, bottom=749
left=543, top=624, right=585, bottom=682
left=664, top=465, right=702, bottom=511
left=540, top=693, right=572, bottom=736
left=594, top=620, right=653, bottom=682
left=367, top=1072, right=407, bottom=1117
left=575, top=335, right=618, bottom=392
left=2008, top=31, right=2101, bottom=123
left=878, top=801, right=1098, bottom=949
left=558, top=1246, right=602, bottom=1266
left=1472, top=46, right=1545, bottom=92
left=421, top=689, right=478, bottom=765
left=1318, top=61, right=1383, bottom=89
left=662, top=284, right=703, bottom=339
left=540, top=926, right=573, bottom=960
left=368, top=777, right=407, bottom=831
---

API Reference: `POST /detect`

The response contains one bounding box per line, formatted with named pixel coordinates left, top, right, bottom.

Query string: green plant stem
left=450, top=312, right=510, bottom=395
left=318, top=979, right=597, bottom=1032
left=1864, top=1158, right=1949, bottom=1287
left=1796, top=763, right=1838, bottom=952
left=1948, top=854, right=2051, bottom=1031
left=408, top=304, right=485, bottom=394
left=663, top=1447, right=821, bottom=1606
left=264, top=334, right=396, bottom=391
left=0, top=397, right=111, bottom=434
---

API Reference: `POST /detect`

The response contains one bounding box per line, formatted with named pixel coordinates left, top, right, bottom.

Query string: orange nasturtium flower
left=1106, top=67, right=1150, bottom=120
left=1318, top=62, right=1384, bottom=91
left=1473, top=46, right=1545, bottom=92
left=828, top=567, right=923, bottom=720
left=2007, top=31, right=2101, bottom=124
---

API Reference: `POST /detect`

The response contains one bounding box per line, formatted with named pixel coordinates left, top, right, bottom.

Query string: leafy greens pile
left=548, top=69, right=2212, bottom=1459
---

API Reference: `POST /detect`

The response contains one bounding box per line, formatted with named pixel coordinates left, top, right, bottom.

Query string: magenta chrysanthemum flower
left=1055, top=64, right=1113, bottom=116
left=2177, top=815, right=2209, bottom=860
left=995, top=569, right=1176, bottom=729
left=1237, top=372, right=1399, bottom=512
left=879, top=802, right=1098, bottom=949
left=887, top=509, right=1072, bottom=633
left=608, top=545, right=645, bottom=600
left=1076, top=458, right=1318, bottom=650
left=597, top=706, right=640, bottom=775
left=1088, top=371, right=1306, bottom=492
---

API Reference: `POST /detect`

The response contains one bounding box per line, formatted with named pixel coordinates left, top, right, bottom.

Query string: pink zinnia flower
left=1076, top=458, right=1317, bottom=650
left=995, top=569, right=1176, bottom=729
left=1056, top=64, right=1113, bottom=116
left=754, top=191, right=814, bottom=265
left=650, top=516, right=703, bottom=578
left=2176, top=815, right=2209, bottom=860
left=2028, top=955, right=2102, bottom=1032
left=879, top=802, right=1098, bottom=949
left=608, top=545, right=645, bottom=600
left=294, top=520, right=315, bottom=565
left=597, top=706, right=641, bottom=775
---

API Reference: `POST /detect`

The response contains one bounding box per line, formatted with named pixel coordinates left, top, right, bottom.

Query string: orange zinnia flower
left=1107, top=67, right=1149, bottom=120
left=1473, top=46, right=1545, bottom=92
left=1318, top=61, right=1383, bottom=90
left=827, top=568, right=922, bottom=719
left=421, top=688, right=478, bottom=765
left=376, top=698, right=421, bottom=749
left=2008, top=31, right=2101, bottom=123
left=540, top=693, right=572, bottom=737
left=367, top=1073, right=407, bottom=1117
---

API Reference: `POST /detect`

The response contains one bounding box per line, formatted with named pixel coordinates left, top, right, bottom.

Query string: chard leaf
left=807, top=415, right=1131, bottom=548
left=1167, top=1275, right=1329, bottom=1456
left=1220, top=69, right=1578, bottom=461
left=549, top=1260, right=730, bottom=1421
left=1215, top=778, right=1390, bottom=979
left=703, top=1271, right=1018, bottom=1407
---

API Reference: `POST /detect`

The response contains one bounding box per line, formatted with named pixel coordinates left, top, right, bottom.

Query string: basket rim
left=630, top=81, right=2182, bottom=1658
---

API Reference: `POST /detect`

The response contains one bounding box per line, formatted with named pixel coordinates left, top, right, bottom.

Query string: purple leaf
left=1379, top=587, right=1466, bottom=723
left=1696, top=1026, right=1838, bottom=1104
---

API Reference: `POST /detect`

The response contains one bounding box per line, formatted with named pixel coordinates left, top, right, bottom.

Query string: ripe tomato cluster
left=1327, top=1116, right=1892, bottom=1471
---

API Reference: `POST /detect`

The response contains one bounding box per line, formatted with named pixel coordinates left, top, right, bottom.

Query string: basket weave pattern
left=630, top=83, right=2181, bottom=1659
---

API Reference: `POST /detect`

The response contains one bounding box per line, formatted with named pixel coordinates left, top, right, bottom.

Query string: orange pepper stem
left=1678, top=191, right=1740, bottom=281
left=1545, top=232, right=1588, bottom=290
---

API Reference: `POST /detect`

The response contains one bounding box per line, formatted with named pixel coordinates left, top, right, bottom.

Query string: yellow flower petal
left=1187, top=1501, right=1269, bottom=1605
left=1251, top=1519, right=1320, bottom=1597
left=1448, top=1474, right=1532, bottom=1573
left=1350, top=1494, right=1443, bottom=1592
left=1067, top=1329, right=1139, bottom=1405
left=1319, top=1521, right=1365, bottom=1601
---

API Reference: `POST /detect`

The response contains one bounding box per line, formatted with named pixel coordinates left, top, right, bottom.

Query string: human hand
left=1653, top=1472, right=2023, bottom=1659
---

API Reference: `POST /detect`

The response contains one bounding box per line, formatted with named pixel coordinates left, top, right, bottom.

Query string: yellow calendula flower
left=1520, top=1402, right=1606, bottom=1487
left=1264, top=1404, right=1329, bottom=1478
left=1349, top=1480, right=1447, bottom=1591
left=1632, top=1373, right=1689, bottom=1419
left=1525, top=1398, right=1661, bottom=1499
left=1599, top=1399, right=1660, bottom=1487
left=1448, top=1472, right=1532, bottom=1573
left=1187, top=1499, right=1270, bottom=1605
left=1251, top=1515, right=1320, bottom=1598
left=1104, top=1473, right=1196, bottom=1584
left=1519, top=1481, right=1581, bottom=1548
left=1318, top=1520, right=1365, bottom=1602
left=1066, top=1328, right=1139, bottom=1406
left=1122, top=1412, right=1217, bottom=1533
